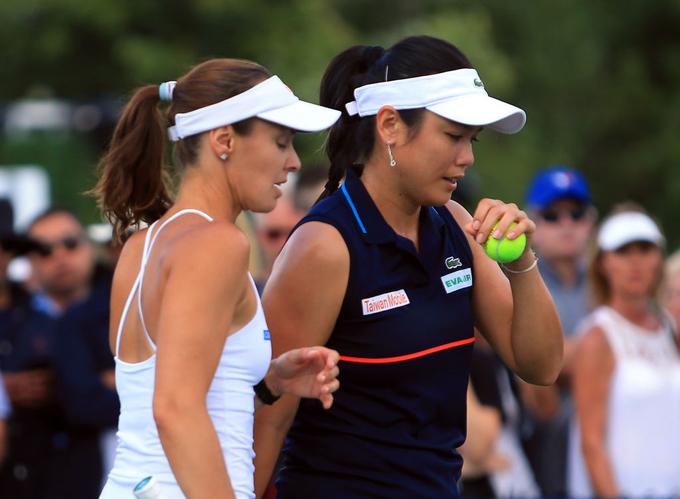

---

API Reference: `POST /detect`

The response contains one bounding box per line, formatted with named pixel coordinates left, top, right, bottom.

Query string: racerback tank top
left=100, top=209, right=271, bottom=499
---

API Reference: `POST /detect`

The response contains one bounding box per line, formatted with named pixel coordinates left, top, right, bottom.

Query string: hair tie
left=159, top=81, right=177, bottom=101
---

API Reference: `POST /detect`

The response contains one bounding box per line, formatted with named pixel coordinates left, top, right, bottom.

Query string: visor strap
left=345, top=101, right=359, bottom=116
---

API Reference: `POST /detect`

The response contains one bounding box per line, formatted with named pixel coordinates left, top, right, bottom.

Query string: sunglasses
left=540, top=206, right=590, bottom=223
left=33, top=235, right=84, bottom=258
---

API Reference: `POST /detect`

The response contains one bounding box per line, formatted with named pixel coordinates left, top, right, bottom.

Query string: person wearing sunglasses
left=520, top=165, right=596, bottom=497
left=26, top=208, right=96, bottom=316
left=0, top=207, right=100, bottom=499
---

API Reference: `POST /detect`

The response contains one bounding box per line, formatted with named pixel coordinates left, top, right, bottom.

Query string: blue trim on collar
left=341, top=182, right=367, bottom=234
left=31, top=293, right=61, bottom=318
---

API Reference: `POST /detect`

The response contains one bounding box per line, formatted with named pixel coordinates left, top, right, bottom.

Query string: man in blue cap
left=521, top=165, right=596, bottom=497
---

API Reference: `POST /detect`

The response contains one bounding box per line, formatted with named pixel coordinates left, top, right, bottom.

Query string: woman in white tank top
left=570, top=206, right=680, bottom=497
left=92, top=58, right=341, bottom=498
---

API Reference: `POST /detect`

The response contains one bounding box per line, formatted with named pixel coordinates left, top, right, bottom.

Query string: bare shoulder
left=577, top=326, right=611, bottom=356
left=574, top=326, right=614, bottom=371
left=264, top=221, right=349, bottom=350
left=444, top=200, right=474, bottom=227
left=281, top=221, right=349, bottom=266
left=165, top=221, right=250, bottom=269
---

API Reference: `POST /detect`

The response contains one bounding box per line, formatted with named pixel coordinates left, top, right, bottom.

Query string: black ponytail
left=318, top=45, right=386, bottom=200
left=317, top=36, right=474, bottom=202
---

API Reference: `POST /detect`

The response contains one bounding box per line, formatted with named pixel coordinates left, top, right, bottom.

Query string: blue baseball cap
left=525, top=165, right=591, bottom=211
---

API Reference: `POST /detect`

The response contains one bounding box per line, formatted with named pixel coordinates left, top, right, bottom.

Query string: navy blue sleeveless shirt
left=276, top=169, right=475, bottom=498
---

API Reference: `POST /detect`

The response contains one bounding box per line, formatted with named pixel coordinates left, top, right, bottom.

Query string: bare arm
left=153, top=224, right=249, bottom=499
left=459, top=384, right=502, bottom=477
left=517, top=381, right=560, bottom=421
left=447, top=200, right=563, bottom=385
left=572, top=326, right=619, bottom=497
left=253, top=222, right=349, bottom=498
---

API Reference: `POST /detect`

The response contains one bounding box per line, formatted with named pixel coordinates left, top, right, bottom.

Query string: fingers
left=321, top=378, right=340, bottom=395
left=317, top=365, right=339, bottom=384
left=320, top=393, right=334, bottom=410
left=273, top=346, right=341, bottom=404
left=301, top=346, right=338, bottom=362
left=470, top=199, right=535, bottom=244
left=320, top=378, right=340, bottom=410
left=317, top=363, right=340, bottom=410
left=326, top=348, right=340, bottom=368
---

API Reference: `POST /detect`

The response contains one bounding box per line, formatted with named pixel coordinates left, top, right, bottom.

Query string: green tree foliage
left=0, top=0, right=679, bottom=246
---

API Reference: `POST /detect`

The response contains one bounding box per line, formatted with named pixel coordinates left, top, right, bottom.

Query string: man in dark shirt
left=0, top=207, right=111, bottom=499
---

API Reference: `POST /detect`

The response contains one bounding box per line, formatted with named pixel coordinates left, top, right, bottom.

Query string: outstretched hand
left=269, top=347, right=340, bottom=409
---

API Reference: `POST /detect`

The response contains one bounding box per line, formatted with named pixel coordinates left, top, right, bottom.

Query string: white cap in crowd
left=597, top=211, right=664, bottom=251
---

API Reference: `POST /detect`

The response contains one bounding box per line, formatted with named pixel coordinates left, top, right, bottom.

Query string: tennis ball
left=484, top=223, right=526, bottom=263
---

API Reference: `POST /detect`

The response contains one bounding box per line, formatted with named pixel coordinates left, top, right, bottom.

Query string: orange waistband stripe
left=339, top=337, right=476, bottom=364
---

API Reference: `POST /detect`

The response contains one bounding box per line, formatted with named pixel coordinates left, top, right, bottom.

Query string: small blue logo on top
left=263, top=330, right=271, bottom=341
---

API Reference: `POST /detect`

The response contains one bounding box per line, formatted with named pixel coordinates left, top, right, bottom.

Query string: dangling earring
left=219, top=153, right=229, bottom=161
left=386, top=143, right=397, bottom=167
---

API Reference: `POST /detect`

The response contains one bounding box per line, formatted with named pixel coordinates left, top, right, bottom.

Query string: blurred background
left=1, top=0, right=679, bottom=243
left=2, top=2, right=680, bottom=497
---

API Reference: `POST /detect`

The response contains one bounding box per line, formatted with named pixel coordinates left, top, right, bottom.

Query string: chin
left=253, top=198, right=279, bottom=214
left=425, top=192, right=452, bottom=207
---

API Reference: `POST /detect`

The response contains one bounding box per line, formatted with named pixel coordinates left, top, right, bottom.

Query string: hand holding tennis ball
left=484, top=223, right=526, bottom=263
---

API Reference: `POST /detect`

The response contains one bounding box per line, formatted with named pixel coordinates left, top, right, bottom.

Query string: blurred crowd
left=1, top=162, right=679, bottom=498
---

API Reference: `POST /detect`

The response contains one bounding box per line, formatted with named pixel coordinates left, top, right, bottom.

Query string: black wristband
left=254, top=378, right=281, bottom=405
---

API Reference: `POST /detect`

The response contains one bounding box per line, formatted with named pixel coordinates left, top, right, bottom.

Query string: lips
left=442, top=176, right=464, bottom=190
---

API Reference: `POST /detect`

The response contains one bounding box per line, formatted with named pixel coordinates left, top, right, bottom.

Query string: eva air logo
left=445, top=256, right=462, bottom=269
left=441, top=268, right=473, bottom=294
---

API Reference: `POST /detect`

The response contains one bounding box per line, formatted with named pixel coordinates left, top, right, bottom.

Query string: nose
left=455, top=141, right=475, bottom=168
left=287, top=148, right=301, bottom=172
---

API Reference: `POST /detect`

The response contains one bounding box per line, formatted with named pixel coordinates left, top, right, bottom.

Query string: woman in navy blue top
left=254, top=36, right=564, bottom=498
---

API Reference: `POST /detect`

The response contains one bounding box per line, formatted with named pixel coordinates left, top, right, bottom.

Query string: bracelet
left=501, top=254, right=539, bottom=274
left=254, top=378, right=281, bottom=405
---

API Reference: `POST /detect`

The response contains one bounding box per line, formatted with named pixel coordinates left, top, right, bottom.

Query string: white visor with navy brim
left=345, top=68, right=526, bottom=134
left=167, top=76, right=341, bottom=141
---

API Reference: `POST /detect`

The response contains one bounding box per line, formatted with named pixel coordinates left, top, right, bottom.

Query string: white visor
left=597, top=212, right=665, bottom=251
left=345, top=68, right=526, bottom=134
left=168, top=76, right=340, bottom=141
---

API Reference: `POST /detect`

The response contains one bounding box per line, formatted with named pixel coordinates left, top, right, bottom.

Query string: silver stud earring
left=219, top=153, right=229, bottom=161
left=386, top=143, right=397, bottom=167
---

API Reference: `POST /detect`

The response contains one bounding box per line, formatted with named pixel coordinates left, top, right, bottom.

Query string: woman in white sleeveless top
left=570, top=206, right=680, bottom=497
left=92, top=58, right=341, bottom=498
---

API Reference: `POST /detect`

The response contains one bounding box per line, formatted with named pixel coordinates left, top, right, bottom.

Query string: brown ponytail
left=93, top=85, right=171, bottom=242
left=93, top=59, right=272, bottom=242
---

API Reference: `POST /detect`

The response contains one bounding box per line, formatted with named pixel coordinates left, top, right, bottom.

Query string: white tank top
left=101, top=209, right=271, bottom=499
left=568, top=306, right=680, bottom=497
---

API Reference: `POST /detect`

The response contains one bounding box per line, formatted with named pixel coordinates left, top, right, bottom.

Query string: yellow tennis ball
left=484, top=223, right=526, bottom=263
